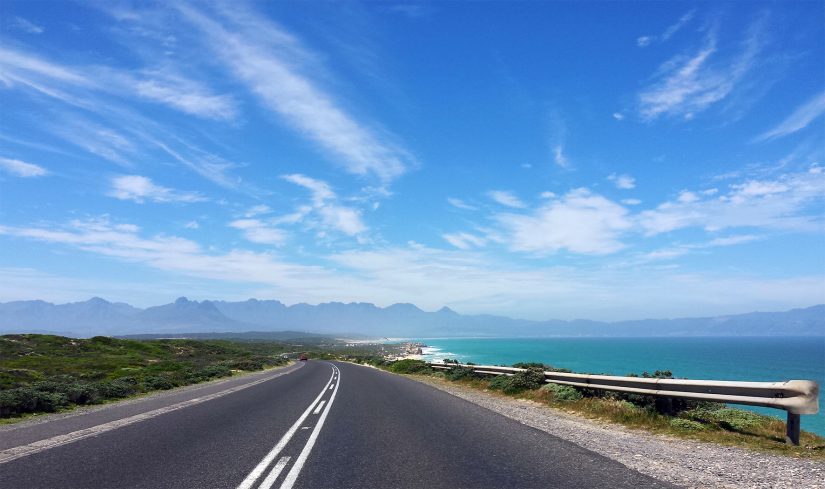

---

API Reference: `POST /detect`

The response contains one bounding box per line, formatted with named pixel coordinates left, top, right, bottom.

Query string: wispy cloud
left=637, top=9, right=696, bottom=47
left=608, top=173, right=636, bottom=189
left=229, top=219, right=287, bottom=245
left=488, top=190, right=526, bottom=209
left=175, top=3, right=413, bottom=183
left=756, top=90, right=825, bottom=141
left=638, top=17, right=764, bottom=121
left=282, top=174, right=367, bottom=236
left=12, top=16, right=44, bottom=35
left=0, top=156, right=48, bottom=177
left=639, top=166, right=825, bottom=234
left=447, top=198, right=477, bottom=211
left=442, top=232, right=486, bottom=250
left=553, top=145, right=570, bottom=169
left=108, top=175, right=205, bottom=203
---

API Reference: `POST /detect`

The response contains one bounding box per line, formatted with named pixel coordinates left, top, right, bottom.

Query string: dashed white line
left=329, top=384, right=334, bottom=390
left=279, top=365, right=341, bottom=489
left=258, top=456, right=291, bottom=489
left=312, top=401, right=326, bottom=415
left=236, top=366, right=335, bottom=489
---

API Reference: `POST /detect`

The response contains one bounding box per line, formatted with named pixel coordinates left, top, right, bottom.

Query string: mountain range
left=0, top=297, right=823, bottom=338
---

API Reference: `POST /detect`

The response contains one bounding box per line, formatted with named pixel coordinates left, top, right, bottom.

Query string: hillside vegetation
left=0, top=334, right=292, bottom=419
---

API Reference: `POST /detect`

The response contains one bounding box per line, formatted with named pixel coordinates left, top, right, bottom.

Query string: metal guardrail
left=429, top=362, right=820, bottom=445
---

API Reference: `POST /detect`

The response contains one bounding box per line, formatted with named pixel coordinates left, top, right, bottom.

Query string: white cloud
left=638, top=20, right=763, bottom=121
left=637, top=10, right=695, bottom=48
left=130, top=70, right=238, bottom=120
left=608, top=173, right=636, bottom=189
left=1, top=220, right=823, bottom=320
left=612, top=112, right=625, bottom=120
left=244, top=205, right=272, bottom=217
left=175, top=4, right=412, bottom=182
left=108, top=175, right=205, bottom=203
left=708, top=235, right=759, bottom=246
left=488, top=190, right=526, bottom=209
left=0, top=157, right=48, bottom=177
left=229, top=219, right=287, bottom=245
left=756, top=90, right=825, bottom=141
left=639, top=167, right=825, bottom=234
left=282, top=174, right=366, bottom=236
left=443, top=232, right=486, bottom=250
left=622, top=198, right=642, bottom=206
left=496, top=188, right=632, bottom=255
left=184, top=221, right=200, bottom=229
left=13, top=16, right=44, bottom=34
left=553, top=145, right=570, bottom=168
left=447, top=197, right=477, bottom=211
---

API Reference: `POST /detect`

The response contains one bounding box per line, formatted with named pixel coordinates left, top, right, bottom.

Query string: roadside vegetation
left=0, top=334, right=294, bottom=421
left=346, top=356, right=825, bottom=459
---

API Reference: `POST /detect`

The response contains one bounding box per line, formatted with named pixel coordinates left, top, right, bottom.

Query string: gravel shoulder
left=410, top=375, right=825, bottom=489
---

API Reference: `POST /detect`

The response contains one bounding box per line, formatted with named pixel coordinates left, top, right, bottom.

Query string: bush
left=98, top=378, right=137, bottom=399
left=542, top=383, right=583, bottom=401
left=711, top=408, right=764, bottom=431
left=488, top=368, right=546, bottom=394
left=388, top=359, right=432, bottom=374
left=670, top=418, right=706, bottom=431
left=143, top=375, right=176, bottom=390
left=194, top=365, right=232, bottom=381
left=0, top=387, right=68, bottom=416
left=64, top=381, right=99, bottom=404
left=444, top=366, right=478, bottom=381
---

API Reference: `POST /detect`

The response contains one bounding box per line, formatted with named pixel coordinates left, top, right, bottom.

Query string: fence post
left=786, top=412, right=800, bottom=446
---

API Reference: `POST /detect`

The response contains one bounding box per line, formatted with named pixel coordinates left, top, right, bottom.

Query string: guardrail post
left=785, top=412, right=800, bottom=446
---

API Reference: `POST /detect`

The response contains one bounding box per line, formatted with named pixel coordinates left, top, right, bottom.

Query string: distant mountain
left=0, top=297, right=822, bottom=338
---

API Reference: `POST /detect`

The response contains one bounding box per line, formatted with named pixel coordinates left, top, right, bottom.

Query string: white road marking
left=279, top=365, right=341, bottom=489
left=312, top=400, right=326, bottom=415
left=236, top=366, right=336, bottom=489
left=329, top=384, right=334, bottom=390
left=0, top=365, right=303, bottom=465
left=258, top=456, right=291, bottom=489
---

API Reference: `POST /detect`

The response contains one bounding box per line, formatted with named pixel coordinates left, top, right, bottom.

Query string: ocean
left=417, top=336, right=825, bottom=436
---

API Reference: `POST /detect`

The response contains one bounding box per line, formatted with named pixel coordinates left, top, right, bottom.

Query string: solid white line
left=236, top=366, right=335, bottom=489
left=312, top=400, right=326, bottom=415
left=279, top=365, right=341, bottom=489
left=257, top=456, right=291, bottom=489
left=0, top=364, right=303, bottom=465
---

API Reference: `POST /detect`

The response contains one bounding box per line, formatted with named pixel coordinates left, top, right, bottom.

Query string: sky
left=0, top=1, right=824, bottom=321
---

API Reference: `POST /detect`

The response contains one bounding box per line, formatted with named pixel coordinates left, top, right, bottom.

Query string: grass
left=0, top=334, right=294, bottom=420
left=349, top=357, right=825, bottom=459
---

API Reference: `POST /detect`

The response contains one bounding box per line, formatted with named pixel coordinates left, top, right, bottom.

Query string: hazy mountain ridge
left=0, top=297, right=822, bottom=338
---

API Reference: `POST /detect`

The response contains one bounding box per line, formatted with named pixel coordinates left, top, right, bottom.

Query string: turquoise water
left=417, top=337, right=825, bottom=436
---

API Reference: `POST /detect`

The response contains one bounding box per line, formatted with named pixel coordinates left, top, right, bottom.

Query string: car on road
left=298, top=353, right=308, bottom=361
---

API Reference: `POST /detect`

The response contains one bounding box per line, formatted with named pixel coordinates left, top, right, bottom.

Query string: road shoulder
left=407, top=374, right=824, bottom=489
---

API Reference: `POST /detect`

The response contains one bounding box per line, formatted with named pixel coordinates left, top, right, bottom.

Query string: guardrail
left=429, top=362, right=820, bottom=445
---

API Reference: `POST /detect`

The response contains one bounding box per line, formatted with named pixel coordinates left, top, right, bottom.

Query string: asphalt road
left=0, top=361, right=675, bottom=489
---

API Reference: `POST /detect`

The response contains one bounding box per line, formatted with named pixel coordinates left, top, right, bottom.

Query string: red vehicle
left=298, top=353, right=308, bottom=362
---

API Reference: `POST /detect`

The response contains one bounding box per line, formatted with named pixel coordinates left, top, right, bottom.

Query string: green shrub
left=64, top=381, right=99, bottom=404
left=444, top=366, right=478, bottom=381
left=670, top=418, right=706, bottom=431
left=488, top=368, right=546, bottom=394
left=711, top=408, right=765, bottom=431
left=98, top=378, right=137, bottom=399
left=194, top=365, right=232, bottom=381
left=512, top=362, right=546, bottom=370
left=542, top=383, right=583, bottom=401
left=143, top=375, right=176, bottom=390
left=388, top=359, right=432, bottom=374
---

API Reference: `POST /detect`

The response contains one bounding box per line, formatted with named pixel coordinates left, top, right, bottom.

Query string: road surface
left=0, top=361, right=675, bottom=488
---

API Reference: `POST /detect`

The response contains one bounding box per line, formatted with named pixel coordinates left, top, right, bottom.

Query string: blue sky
left=1, top=1, right=823, bottom=320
